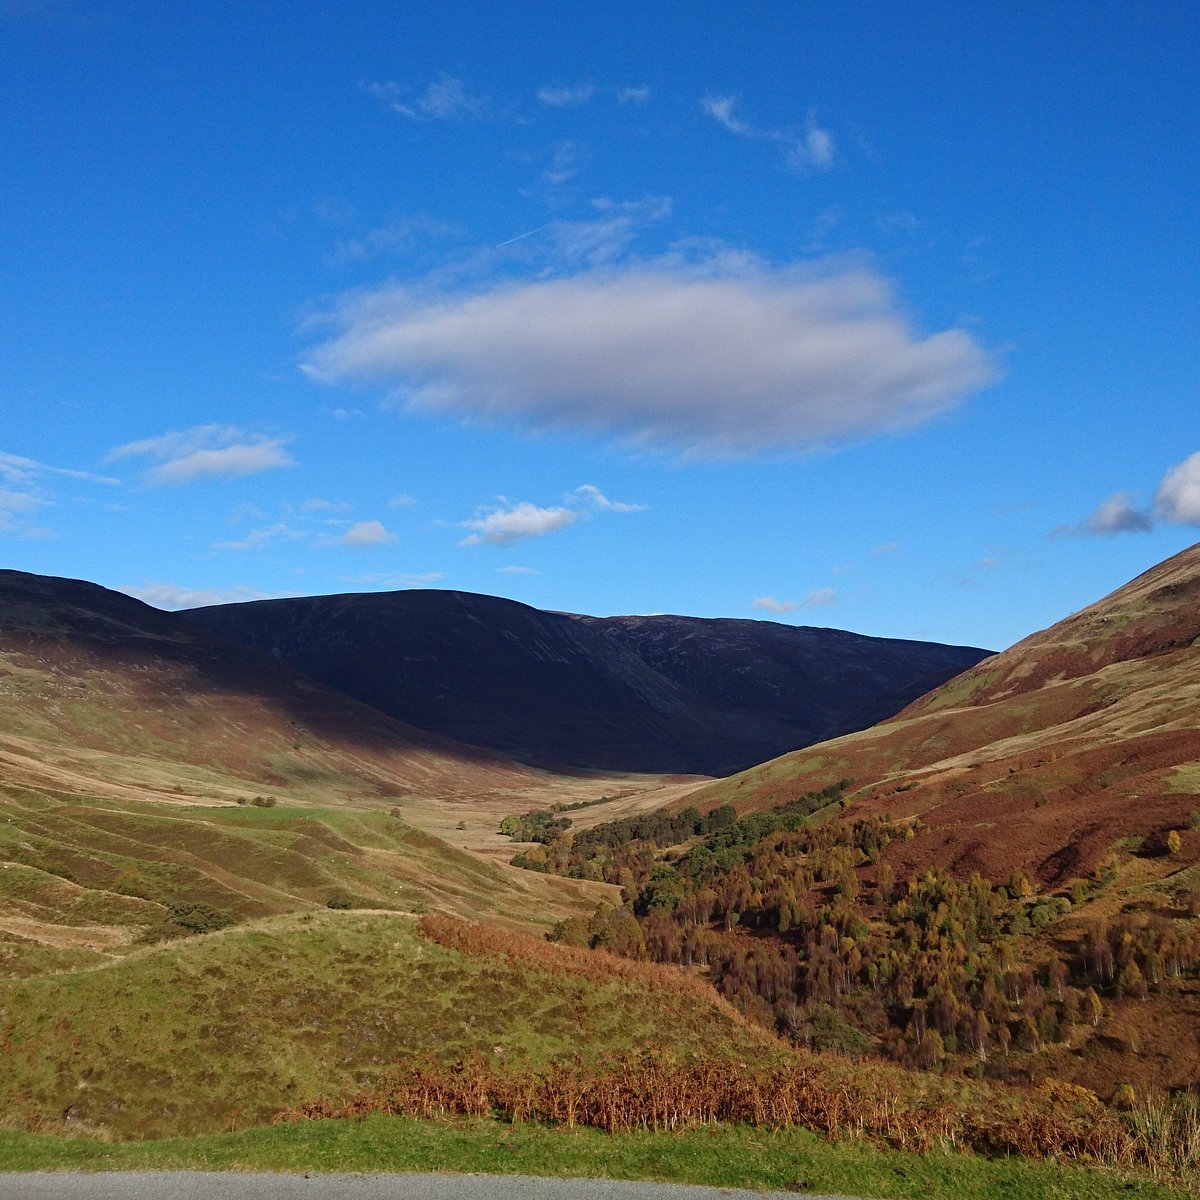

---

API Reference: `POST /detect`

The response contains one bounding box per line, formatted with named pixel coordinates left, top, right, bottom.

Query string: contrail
left=495, top=222, right=552, bottom=248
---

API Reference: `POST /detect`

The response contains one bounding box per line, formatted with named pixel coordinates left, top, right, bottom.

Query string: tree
left=1117, top=960, right=1147, bottom=999
left=916, top=1027, right=946, bottom=1069
left=1166, top=829, right=1183, bottom=854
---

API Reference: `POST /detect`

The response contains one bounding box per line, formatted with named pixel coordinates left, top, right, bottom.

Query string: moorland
left=1, top=550, right=1198, bottom=1198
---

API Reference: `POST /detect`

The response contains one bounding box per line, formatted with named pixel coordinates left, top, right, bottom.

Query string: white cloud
left=300, top=497, right=350, bottom=513
left=304, top=260, right=997, bottom=457
left=616, top=86, right=652, bottom=105
left=537, top=83, right=597, bottom=107
left=872, top=541, right=900, bottom=557
left=542, top=196, right=671, bottom=266
left=0, top=450, right=118, bottom=487
left=0, top=449, right=119, bottom=535
left=341, top=519, right=398, bottom=547
left=1088, top=491, right=1153, bottom=534
left=802, top=587, right=839, bottom=608
left=701, top=93, right=752, bottom=136
left=119, top=582, right=270, bottom=610
left=498, top=565, right=539, bottom=575
left=753, top=595, right=797, bottom=614
left=792, top=120, right=835, bottom=170
left=1055, top=453, right=1200, bottom=538
left=540, top=140, right=585, bottom=187
left=460, top=501, right=577, bottom=546
left=328, top=213, right=456, bottom=266
left=389, top=493, right=417, bottom=508
left=366, top=75, right=489, bottom=121
left=108, top=425, right=295, bottom=486
left=0, top=487, right=44, bottom=532
left=1155, top=452, right=1200, bottom=526
left=701, top=93, right=835, bottom=172
left=213, top=522, right=308, bottom=552
left=459, top=484, right=642, bottom=547
left=574, top=483, right=645, bottom=513
left=1054, top=490, right=1153, bottom=537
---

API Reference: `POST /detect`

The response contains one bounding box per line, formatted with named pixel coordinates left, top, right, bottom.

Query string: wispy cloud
left=108, top=426, right=295, bottom=486
left=304, top=258, right=997, bottom=458
left=537, top=83, right=597, bottom=107
left=498, top=565, right=539, bottom=575
left=118, top=582, right=272, bottom=610
left=700, top=93, right=835, bottom=171
left=537, top=82, right=650, bottom=107
left=802, top=587, right=839, bottom=608
left=0, top=450, right=118, bottom=487
left=213, top=522, right=308, bottom=552
left=701, top=93, right=752, bottom=136
left=459, top=484, right=643, bottom=546
left=366, top=75, right=490, bottom=121
left=0, top=449, right=118, bottom=534
left=540, top=140, right=586, bottom=188
left=299, top=497, right=350, bottom=513
left=872, top=541, right=901, bottom=557
left=574, top=483, right=645, bottom=513
left=0, top=486, right=45, bottom=532
left=328, top=213, right=456, bottom=266
left=753, top=595, right=797, bottom=614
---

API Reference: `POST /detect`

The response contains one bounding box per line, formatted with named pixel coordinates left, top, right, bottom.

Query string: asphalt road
left=0, top=1173, right=858, bottom=1199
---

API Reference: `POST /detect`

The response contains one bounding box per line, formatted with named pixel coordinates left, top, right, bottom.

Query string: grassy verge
left=0, top=1115, right=1191, bottom=1199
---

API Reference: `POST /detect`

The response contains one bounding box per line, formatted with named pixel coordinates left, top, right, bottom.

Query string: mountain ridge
left=183, top=587, right=991, bottom=775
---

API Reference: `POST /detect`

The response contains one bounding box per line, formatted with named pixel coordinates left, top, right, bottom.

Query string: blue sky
left=2, top=0, right=1197, bottom=651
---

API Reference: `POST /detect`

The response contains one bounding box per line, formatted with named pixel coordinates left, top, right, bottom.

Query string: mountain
left=0, top=569, right=614, bottom=982
left=0, top=568, right=543, bottom=807
left=183, top=589, right=991, bottom=775
left=690, top=541, right=1200, bottom=887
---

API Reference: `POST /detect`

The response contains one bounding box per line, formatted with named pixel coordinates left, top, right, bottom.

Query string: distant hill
left=690, top=541, right=1200, bottom=887
left=0, top=568, right=543, bottom=807
left=184, top=590, right=991, bottom=775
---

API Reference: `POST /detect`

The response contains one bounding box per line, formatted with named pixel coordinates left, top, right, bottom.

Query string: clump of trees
left=527, top=784, right=1200, bottom=1077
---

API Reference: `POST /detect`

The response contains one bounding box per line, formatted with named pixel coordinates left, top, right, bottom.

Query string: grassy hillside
left=0, top=785, right=610, bottom=980
left=0, top=911, right=776, bottom=1139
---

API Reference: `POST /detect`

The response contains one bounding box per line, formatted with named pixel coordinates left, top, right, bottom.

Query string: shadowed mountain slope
left=0, top=569, right=544, bottom=806
left=185, top=590, right=990, bottom=775
left=689, top=542, right=1200, bottom=887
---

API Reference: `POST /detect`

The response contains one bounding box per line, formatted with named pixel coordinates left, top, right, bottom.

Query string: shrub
left=150, top=902, right=235, bottom=940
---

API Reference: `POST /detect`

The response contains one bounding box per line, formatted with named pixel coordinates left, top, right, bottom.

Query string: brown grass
left=417, top=914, right=763, bottom=1030
left=276, top=1051, right=1141, bottom=1168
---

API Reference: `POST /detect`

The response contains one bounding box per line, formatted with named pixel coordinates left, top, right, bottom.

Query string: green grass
left=0, top=788, right=587, bottom=978
left=0, top=1116, right=1191, bottom=1199
left=0, top=913, right=769, bottom=1140
left=1168, top=764, right=1200, bottom=796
